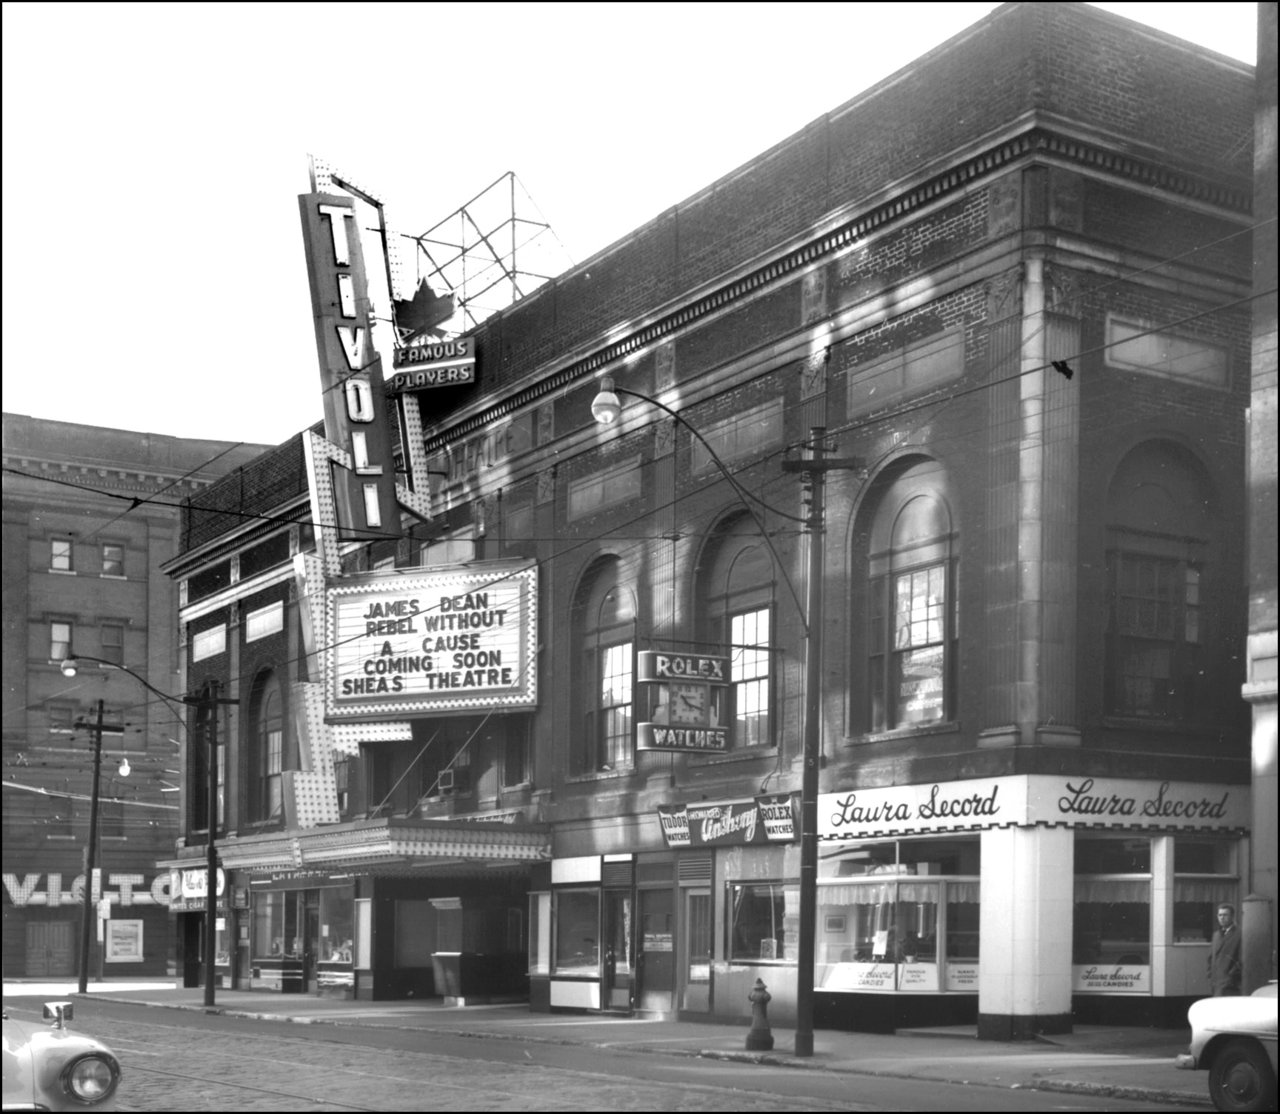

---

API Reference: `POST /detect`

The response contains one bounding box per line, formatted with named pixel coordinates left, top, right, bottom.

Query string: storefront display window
left=815, top=836, right=978, bottom=993
left=553, top=888, right=599, bottom=974
left=728, top=882, right=797, bottom=962
left=320, top=889, right=354, bottom=962
left=1073, top=836, right=1150, bottom=992
left=1173, top=837, right=1237, bottom=943
left=253, top=890, right=295, bottom=957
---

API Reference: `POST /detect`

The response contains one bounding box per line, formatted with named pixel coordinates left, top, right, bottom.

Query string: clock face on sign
left=669, top=682, right=708, bottom=724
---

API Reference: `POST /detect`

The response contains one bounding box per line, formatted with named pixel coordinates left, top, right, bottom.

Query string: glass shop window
left=553, top=888, right=600, bottom=975
left=728, top=882, right=798, bottom=963
left=1073, top=837, right=1151, bottom=965
left=252, top=891, right=294, bottom=958
left=320, top=888, right=354, bottom=962
left=1173, top=838, right=1237, bottom=944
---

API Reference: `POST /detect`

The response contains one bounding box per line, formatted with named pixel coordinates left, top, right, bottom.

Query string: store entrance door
left=635, top=888, right=674, bottom=1013
left=602, top=890, right=633, bottom=1010
left=681, top=888, right=712, bottom=1013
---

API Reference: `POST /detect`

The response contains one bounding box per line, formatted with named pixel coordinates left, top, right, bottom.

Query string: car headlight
left=62, top=1053, right=120, bottom=1104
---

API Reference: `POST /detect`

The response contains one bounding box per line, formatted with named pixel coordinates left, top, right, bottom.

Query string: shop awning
left=164, top=816, right=550, bottom=875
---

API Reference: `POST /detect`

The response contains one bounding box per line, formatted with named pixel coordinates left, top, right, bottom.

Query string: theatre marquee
left=325, top=564, right=537, bottom=720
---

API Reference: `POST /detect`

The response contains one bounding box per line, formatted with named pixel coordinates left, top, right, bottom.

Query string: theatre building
left=162, top=2, right=1260, bottom=1036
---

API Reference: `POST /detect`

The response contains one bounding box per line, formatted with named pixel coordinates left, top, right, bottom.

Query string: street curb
left=80, top=994, right=1212, bottom=1107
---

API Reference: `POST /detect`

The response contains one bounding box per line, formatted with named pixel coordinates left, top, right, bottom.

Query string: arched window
left=1104, top=442, right=1213, bottom=720
left=863, top=462, right=956, bottom=733
left=572, top=560, right=636, bottom=774
left=699, top=515, right=776, bottom=749
left=249, top=672, right=284, bottom=823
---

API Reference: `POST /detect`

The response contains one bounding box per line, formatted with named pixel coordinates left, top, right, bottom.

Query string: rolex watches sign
left=636, top=650, right=730, bottom=752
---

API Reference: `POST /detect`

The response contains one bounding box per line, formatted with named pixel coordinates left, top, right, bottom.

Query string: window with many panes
left=863, top=468, right=956, bottom=733
left=1104, top=442, right=1214, bottom=721
left=1107, top=553, right=1201, bottom=718
left=572, top=560, right=635, bottom=774
left=701, top=515, right=775, bottom=750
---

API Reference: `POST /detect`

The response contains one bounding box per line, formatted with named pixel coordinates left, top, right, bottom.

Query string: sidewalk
left=4, top=979, right=1210, bottom=1108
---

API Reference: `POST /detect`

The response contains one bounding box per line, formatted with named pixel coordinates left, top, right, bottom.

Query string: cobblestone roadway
left=60, top=1009, right=857, bottom=1112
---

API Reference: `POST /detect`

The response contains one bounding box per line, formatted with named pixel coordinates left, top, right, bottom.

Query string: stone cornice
left=422, top=125, right=1250, bottom=456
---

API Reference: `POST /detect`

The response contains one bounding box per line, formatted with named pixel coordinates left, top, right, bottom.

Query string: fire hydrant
left=746, top=977, right=774, bottom=1050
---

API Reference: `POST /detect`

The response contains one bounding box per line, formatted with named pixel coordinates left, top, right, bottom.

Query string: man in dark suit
left=1207, top=902, right=1242, bottom=996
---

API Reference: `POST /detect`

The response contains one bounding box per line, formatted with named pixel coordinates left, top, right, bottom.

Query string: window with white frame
left=50, top=538, right=73, bottom=572
left=245, top=601, right=284, bottom=642
left=864, top=470, right=956, bottom=733
left=101, top=544, right=125, bottom=577
left=249, top=672, right=284, bottom=823
left=1104, top=315, right=1228, bottom=388
left=700, top=514, right=775, bottom=750
left=572, top=560, right=635, bottom=774
left=50, top=621, right=72, bottom=662
left=191, top=624, right=226, bottom=663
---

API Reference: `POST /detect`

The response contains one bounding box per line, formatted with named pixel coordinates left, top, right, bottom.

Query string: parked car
left=2, top=1000, right=121, bottom=1111
left=1176, top=982, right=1277, bottom=1112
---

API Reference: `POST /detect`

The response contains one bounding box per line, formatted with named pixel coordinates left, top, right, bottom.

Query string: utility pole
left=76, top=699, right=124, bottom=995
left=193, top=679, right=235, bottom=1008
left=782, top=427, right=862, bottom=1058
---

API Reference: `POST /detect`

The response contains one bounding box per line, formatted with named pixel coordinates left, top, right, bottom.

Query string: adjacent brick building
left=162, top=3, right=1263, bottom=1035
left=1, top=414, right=266, bottom=978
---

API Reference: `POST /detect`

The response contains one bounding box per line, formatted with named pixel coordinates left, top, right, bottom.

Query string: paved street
left=4, top=995, right=1184, bottom=1112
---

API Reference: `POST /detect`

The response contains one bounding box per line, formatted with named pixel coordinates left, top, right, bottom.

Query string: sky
left=1, top=2, right=1260, bottom=450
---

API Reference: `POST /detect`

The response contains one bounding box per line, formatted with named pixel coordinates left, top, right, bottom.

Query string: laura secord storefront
left=530, top=774, right=1247, bottom=1032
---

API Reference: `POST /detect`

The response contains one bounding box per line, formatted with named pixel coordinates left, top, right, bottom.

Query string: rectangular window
left=50, top=539, right=72, bottom=572
left=595, top=641, right=633, bottom=770
left=553, top=888, right=600, bottom=975
left=47, top=703, right=76, bottom=734
left=264, top=727, right=283, bottom=820
left=1073, top=837, right=1151, bottom=985
left=333, top=757, right=351, bottom=815
left=50, top=621, right=72, bottom=662
left=101, top=544, right=125, bottom=577
left=1108, top=553, right=1201, bottom=718
left=847, top=327, right=964, bottom=417
left=1105, top=315, right=1228, bottom=388
left=100, top=623, right=124, bottom=666
left=1173, top=838, right=1237, bottom=944
left=567, top=457, right=642, bottom=521
left=872, top=564, right=947, bottom=730
left=191, top=624, right=226, bottom=663
left=691, top=397, right=784, bottom=474
left=728, top=882, right=798, bottom=963
left=730, top=608, right=771, bottom=747
left=502, top=720, right=530, bottom=787
left=245, top=601, right=284, bottom=643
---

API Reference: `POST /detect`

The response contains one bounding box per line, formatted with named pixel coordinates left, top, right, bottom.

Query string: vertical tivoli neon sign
left=298, top=193, right=400, bottom=542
